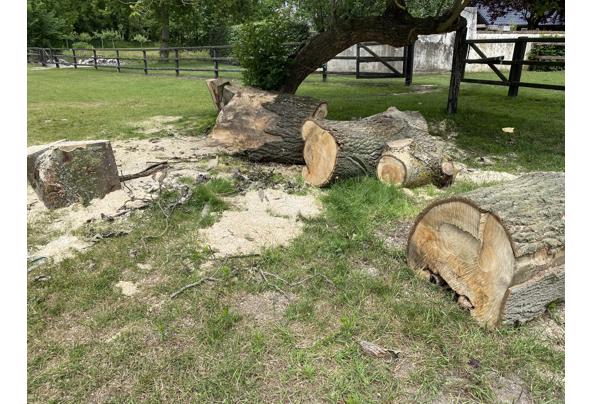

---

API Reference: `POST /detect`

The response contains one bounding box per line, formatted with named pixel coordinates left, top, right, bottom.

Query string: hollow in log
left=209, top=88, right=327, bottom=164
left=302, top=107, right=441, bottom=187
left=407, top=172, right=565, bottom=327
left=377, top=138, right=459, bottom=188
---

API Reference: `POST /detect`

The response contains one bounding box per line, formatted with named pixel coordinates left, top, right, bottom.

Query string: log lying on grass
left=377, top=138, right=458, bottom=188
left=27, top=140, right=121, bottom=209
left=407, top=172, right=565, bottom=327
left=209, top=87, right=328, bottom=164
left=302, top=107, right=451, bottom=187
left=206, top=78, right=238, bottom=111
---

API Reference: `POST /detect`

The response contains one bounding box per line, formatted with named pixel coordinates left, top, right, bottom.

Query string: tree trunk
left=27, top=140, right=121, bottom=209
left=280, top=15, right=467, bottom=93
left=377, top=138, right=458, bottom=188
left=407, top=172, right=565, bottom=328
left=209, top=87, right=328, bottom=164
left=159, top=6, right=170, bottom=61
left=302, top=107, right=446, bottom=187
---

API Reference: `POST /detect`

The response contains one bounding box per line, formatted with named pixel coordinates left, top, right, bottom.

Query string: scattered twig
left=33, top=275, right=51, bottom=282
left=257, top=267, right=290, bottom=299
left=27, top=256, right=48, bottom=273
left=358, top=340, right=400, bottom=361
left=91, top=230, right=130, bottom=242
left=119, top=162, right=169, bottom=182
left=170, top=276, right=219, bottom=299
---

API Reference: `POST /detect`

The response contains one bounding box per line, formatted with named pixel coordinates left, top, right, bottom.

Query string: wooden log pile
left=406, top=172, right=565, bottom=327
left=206, top=81, right=454, bottom=186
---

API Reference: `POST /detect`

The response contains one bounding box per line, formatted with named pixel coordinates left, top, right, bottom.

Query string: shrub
left=527, top=42, right=565, bottom=71
left=132, top=34, right=149, bottom=45
left=72, top=41, right=92, bottom=49
left=77, top=32, right=93, bottom=43
left=232, top=16, right=310, bottom=90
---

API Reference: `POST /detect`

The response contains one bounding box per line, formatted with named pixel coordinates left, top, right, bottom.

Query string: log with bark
left=302, top=107, right=452, bottom=187
left=27, top=140, right=121, bottom=209
left=377, top=138, right=458, bottom=188
left=407, top=172, right=565, bottom=327
left=209, top=87, right=328, bottom=164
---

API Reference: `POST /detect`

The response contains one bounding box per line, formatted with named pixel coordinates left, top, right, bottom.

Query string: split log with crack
left=206, top=78, right=238, bottom=111
left=209, top=87, right=328, bottom=164
left=407, top=172, right=565, bottom=327
left=27, top=140, right=121, bottom=209
left=302, top=107, right=452, bottom=187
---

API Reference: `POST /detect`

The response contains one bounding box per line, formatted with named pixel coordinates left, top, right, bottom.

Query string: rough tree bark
left=209, top=87, right=328, bottom=164
left=302, top=107, right=450, bottom=187
left=159, top=5, right=170, bottom=61
left=279, top=1, right=471, bottom=93
left=407, top=172, right=565, bottom=328
left=27, top=140, right=121, bottom=209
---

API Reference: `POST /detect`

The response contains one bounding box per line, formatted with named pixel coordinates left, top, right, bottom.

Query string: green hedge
left=527, top=43, right=565, bottom=71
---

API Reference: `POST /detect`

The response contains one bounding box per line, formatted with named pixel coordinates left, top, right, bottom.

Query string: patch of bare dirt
left=199, top=188, right=321, bottom=258
left=377, top=219, right=414, bottom=251
left=131, top=115, right=183, bottom=135
left=28, top=135, right=221, bottom=262
left=232, top=291, right=296, bottom=325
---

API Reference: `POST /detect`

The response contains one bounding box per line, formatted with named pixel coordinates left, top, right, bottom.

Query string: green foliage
left=527, top=43, right=565, bottom=71
left=131, top=33, right=149, bottom=45
left=77, top=32, right=92, bottom=43
left=71, top=41, right=92, bottom=49
left=27, top=0, right=70, bottom=47
left=232, top=16, right=310, bottom=90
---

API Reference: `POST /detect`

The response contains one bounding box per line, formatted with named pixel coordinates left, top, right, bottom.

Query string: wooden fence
left=447, top=30, right=565, bottom=113
left=27, top=42, right=415, bottom=84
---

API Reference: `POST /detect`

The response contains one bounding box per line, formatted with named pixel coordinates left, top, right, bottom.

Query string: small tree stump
left=407, top=172, right=565, bottom=327
left=27, top=140, right=121, bottom=209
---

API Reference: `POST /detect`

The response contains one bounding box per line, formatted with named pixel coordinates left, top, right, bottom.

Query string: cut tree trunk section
left=302, top=107, right=449, bottom=187
left=27, top=140, right=121, bottom=209
left=209, top=87, right=327, bottom=164
left=407, top=172, right=565, bottom=327
left=377, top=138, right=458, bottom=188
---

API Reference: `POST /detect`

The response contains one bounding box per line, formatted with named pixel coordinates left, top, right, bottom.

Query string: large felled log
left=206, top=78, right=238, bottom=111
left=27, top=140, right=121, bottom=209
left=302, top=107, right=445, bottom=187
left=407, top=172, right=565, bottom=327
left=377, top=138, right=458, bottom=188
left=209, top=87, right=327, bottom=164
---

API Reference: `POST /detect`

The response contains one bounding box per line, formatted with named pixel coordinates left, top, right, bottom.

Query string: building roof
left=475, top=4, right=564, bottom=27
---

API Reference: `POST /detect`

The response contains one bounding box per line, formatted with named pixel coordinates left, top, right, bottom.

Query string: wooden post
left=508, top=37, right=528, bottom=97
left=92, top=48, right=98, bottom=69
left=72, top=48, right=77, bottom=68
left=355, top=43, right=361, bottom=78
left=142, top=50, right=148, bottom=75
left=213, top=48, right=219, bottom=78
left=322, top=63, right=328, bottom=82
left=447, top=24, right=468, bottom=114
left=115, top=49, right=121, bottom=73
left=174, top=48, right=180, bottom=76
left=404, top=42, right=415, bottom=86
left=50, top=48, right=59, bottom=68
left=39, top=49, right=46, bottom=66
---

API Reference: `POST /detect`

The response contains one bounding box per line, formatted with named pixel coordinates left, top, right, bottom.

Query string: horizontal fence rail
left=447, top=32, right=565, bottom=113
left=27, top=42, right=416, bottom=85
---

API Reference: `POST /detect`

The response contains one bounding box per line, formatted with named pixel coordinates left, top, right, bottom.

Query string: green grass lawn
left=27, top=67, right=565, bottom=402
left=28, top=67, right=564, bottom=171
